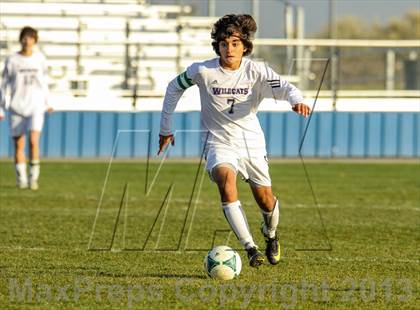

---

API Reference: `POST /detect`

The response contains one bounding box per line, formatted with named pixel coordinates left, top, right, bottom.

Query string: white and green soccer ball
left=204, top=245, right=242, bottom=280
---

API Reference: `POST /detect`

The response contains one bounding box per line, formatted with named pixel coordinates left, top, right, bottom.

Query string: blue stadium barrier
left=0, top=111, right=419, bottom=158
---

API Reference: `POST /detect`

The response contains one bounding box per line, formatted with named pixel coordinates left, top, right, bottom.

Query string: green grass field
left=0, top=160, right=418, bottom=309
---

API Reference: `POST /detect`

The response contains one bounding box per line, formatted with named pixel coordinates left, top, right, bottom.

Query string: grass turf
left=0, top=160, right=418, bottom=309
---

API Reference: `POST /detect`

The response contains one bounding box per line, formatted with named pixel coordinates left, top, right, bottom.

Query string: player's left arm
left=261, top=64, right=311, bottom=117
left=291, top=102, right=310, bottom=117
left=41, top=55, right=53, bottom=113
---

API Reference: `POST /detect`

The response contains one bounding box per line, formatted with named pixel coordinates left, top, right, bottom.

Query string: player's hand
left=46, top=106, right=54, bottom=113
left=157, top=134, right=175, bottom=155
left=0, top=115, right=4, bottom=121
left=292, top=103, right=311, bottom=117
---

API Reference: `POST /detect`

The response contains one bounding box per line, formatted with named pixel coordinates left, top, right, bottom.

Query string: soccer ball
left=204, top=245, right=242, bottom=280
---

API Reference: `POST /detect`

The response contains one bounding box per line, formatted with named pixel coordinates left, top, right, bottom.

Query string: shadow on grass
left=141, top=273, right=207, bottom=279
left=2, top=266, right=207, bottom=280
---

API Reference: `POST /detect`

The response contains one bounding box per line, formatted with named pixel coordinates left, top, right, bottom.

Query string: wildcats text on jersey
left=19, top=68, right=38, bottom=73
left=211, top=87, right=249, bottom=95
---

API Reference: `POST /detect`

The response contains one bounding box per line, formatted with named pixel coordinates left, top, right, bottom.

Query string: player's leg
left=250, top=185, right=281, bottom=265
left=10, top=112, right=28, bottom=188
left=242, top=154, right=281, bottom=265
left=212, top=165, right=238, bottom=202
left=13, top=135, right=28, bottom=188
left=28, top=112, right=45, bottom=190
left=206, top=143, right=264, bottom=266
left=250, top=185, right=278, bottom=236
left=29, top=130, right=41, bottom=190
left=211, top=164, right=264, bottom=267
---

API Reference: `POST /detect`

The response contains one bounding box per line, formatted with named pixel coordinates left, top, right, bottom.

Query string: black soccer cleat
left=246, top=247, right=265, bottom=267
left=264, top=235, right=281, bottom=265
left=261, top=222, right=281, bottom=265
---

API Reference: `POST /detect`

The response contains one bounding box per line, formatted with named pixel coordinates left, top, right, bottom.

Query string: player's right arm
left=158, top=66, right=197, bottom=155
left=0, top=57, right=10, bottom=120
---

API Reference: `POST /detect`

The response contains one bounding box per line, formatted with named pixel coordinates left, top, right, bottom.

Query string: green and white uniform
left=160, top=57, right=303, bottom=186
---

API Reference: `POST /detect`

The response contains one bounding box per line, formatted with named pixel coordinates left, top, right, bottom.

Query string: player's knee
left=29, top=137, right=40, bottom=148
left=217, top=182, right=237, bottom=202
left=29, top=140, right=38, bottom=149
left=255, top=190, right=275, bottom=211
left=260, top=199, right=275, bottom=212
left=14, top=141, right=25, bottom=153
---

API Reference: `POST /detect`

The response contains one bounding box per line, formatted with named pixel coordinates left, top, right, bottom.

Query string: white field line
left=2, top=200, right=418, bottom=211
left=0, top=246, right=418, bottom=265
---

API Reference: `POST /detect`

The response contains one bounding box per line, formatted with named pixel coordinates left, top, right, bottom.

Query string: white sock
left=29, top=160, right=40, bottom=183
left=15, top=163, right=28, bottom=185
left=261, top=199, right=279, bottom=238
left=222, top=200, right=256, bottom=250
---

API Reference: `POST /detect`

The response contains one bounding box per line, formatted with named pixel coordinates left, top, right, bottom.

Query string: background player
left=158, top=14, right=310, bottom=267
left=0, top=26, right=52, bottom=190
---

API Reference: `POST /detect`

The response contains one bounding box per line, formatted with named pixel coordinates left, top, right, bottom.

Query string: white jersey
left=0, top=51, right=49, bottom=117
left=160, top=57, right=303, bottom=152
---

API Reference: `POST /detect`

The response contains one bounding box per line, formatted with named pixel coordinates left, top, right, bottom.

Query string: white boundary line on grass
left=0, top=246, right=418, bottom=265
left=1, top=203, right=418, bottom=212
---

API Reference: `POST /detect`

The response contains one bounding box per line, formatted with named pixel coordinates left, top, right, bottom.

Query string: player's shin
left=15, top=162, right=28, bottom=188
left=222, top=200, right=256, bottom=250
left=29, top=160, right=40, bottom=181
left=29, top=160, right=40, bottom=190
left=261, top=199, right=279, bottom=238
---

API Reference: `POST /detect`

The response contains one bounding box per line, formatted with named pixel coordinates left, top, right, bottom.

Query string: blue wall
left=0, top=112, right=419, bottom=158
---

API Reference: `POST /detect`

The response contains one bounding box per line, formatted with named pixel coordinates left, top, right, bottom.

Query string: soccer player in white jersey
left=0, top=27, right=52, bottom=190
left=158, top=14, right=310, bottom=267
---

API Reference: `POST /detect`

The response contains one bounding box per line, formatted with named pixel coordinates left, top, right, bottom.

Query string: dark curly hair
left=19, top=26, right=38, bottom=43
left=211, top=14, right=257, bottom=56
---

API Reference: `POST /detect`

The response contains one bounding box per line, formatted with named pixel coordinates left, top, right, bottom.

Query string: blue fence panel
left=299, top=113, right=317, bottom=157
left=396, top=113, right=410, bottom=156
left=265, top=113, right=284, bottom=156
left=97, top=113, right=115, bottom=157
left=0, top=111, right=419, bottom=158
left=317, top=112, right=334, bottom=157
left=366, top=113, right=381, bottom=157
left=349, top=113, right=366, bottom=157
left=114, top=113, right=132, bottom=157
left=171, top=113, right=185, bottom=157
left=132, top=112, right=150, bottom=157
left=332, top=112, right=349, bottom=157
left=284, top=113, right=301, bottom=157
left=79, top=113, right=97, bottom=157
left=44, top=112, right=62, bottom=157
left=62, top=112, right=80, bottom=157
left=415, top=113, right=420, bottom=157
left=0, top=117, right=11, bottom=157
left=383, top=113, right=398, bottom=157
left=183, top=112, right=202, bottom=157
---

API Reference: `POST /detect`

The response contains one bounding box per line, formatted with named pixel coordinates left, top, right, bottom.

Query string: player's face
left=218, top=35, right=246, bottom=70
left=20, top=35, right=36, bottom=52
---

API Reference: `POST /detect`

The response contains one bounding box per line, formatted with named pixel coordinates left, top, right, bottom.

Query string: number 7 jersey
left=160, top=57, right=304, bottom=152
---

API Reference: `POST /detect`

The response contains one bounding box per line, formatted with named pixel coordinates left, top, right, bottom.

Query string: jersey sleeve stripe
left=177, top=74, right=188, bottom=90
left=181, top=71, right=194, bottom=87
left=177, top=71, right=195, bottom=90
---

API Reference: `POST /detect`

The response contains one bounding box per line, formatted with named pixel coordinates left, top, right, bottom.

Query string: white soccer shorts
left=9, top=111, right=45, bottom=137
left=205, top=143, right=272, bottom=187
